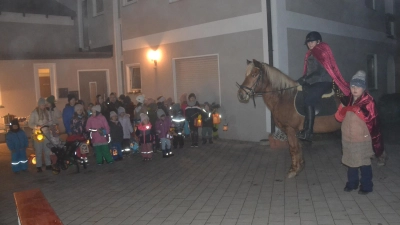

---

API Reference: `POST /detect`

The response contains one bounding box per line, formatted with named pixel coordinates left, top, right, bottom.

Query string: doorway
left=387, top=56, right=395, bottom=94
left=78, top=70, right=110, bottom=105
left=33, top=63, right=57, bottom=102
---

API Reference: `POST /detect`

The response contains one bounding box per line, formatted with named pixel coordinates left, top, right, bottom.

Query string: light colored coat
left=119, top=114, right=133, bottom=139
left=28, top=108, right=50, bottom=134
left=341, top=112, right=374, bottom=167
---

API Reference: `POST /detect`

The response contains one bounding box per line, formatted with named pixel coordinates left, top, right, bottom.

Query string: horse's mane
left=262, top=63, right=297, bottom=95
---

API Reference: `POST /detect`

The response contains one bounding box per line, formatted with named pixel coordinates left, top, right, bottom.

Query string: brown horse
left=237, top=59, right=341, bottom=178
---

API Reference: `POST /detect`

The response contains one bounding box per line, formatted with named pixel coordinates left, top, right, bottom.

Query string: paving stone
left=1, top=130, right=400, bottom=225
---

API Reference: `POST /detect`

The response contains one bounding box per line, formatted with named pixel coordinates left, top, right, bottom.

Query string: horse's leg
left=286, top=128, right=304, bottom=178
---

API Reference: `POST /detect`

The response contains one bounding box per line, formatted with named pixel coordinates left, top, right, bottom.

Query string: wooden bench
left=14, top=189, right=63, bottom=225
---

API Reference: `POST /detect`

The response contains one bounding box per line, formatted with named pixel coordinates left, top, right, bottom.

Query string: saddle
left=295, top=86, right=337, bottom=117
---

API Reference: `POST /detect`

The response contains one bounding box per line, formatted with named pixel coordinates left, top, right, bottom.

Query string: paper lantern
left=212, top=113, right=221, bottom=124
left=223, top=124, right=228, bottom=131
left=29, top=154, right=37, bottom=165
left=34, top=130, right=45, bottom=142
left=194, top=115, right=202, bottom=127
left=111, top=147, right=118, bottom=156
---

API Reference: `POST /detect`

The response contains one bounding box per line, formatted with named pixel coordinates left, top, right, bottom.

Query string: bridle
left=236, top=68, right=263, bottom=107
left=236, top=64, right=299, bottom=107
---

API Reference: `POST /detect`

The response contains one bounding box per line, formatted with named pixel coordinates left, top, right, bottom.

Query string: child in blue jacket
left=6, top=119, right=29, bottom=173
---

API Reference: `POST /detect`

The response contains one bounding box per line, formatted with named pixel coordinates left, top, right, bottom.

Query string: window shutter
left=175, top=55, right=220, bottom=104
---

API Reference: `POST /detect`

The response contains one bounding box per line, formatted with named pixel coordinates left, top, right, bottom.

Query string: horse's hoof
left=287, top=171, right=297, bottom=179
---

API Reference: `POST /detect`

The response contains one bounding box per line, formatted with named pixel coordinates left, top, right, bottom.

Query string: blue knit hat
left=350, top=70, right=366, bottom=89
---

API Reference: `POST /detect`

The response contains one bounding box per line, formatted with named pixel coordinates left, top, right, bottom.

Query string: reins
left=236, top=63, right=299, bottom=107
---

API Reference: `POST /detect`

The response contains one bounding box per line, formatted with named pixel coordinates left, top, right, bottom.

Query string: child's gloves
left=335, top=104, right=346, bottom=122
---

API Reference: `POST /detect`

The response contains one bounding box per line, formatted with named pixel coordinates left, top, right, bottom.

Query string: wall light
left=148, top=50, right=160, bottom=68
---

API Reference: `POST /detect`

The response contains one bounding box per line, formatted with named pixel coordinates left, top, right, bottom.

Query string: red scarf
left=303, top=42, right=350, bottom=96
left=342, top=92, right=384, bottom=157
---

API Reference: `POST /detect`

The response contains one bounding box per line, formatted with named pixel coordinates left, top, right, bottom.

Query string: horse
left=237, top=59, right=341, bottom=178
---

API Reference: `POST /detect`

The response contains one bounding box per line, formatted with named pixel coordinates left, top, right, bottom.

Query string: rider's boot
left=296, top=106, right=315, bottom=142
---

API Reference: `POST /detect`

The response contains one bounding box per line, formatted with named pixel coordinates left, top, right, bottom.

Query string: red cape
left=303, top=42, right=350, bottom=96
left=342, top=92, right=384, bottom=157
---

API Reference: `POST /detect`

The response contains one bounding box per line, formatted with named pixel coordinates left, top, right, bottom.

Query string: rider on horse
left=297, top=31, right=350, bottom=141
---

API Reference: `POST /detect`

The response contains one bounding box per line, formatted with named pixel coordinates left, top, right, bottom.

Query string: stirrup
left=296, top=130, right=313, bottom=141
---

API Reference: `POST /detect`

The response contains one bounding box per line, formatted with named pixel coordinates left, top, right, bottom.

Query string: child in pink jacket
left=86, top=105, right=113, bottom=165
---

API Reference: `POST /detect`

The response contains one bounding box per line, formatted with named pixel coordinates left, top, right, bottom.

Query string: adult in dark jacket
left=105, top=92, right=123, bottom=120
left=296, top=31, right=350, bottom=142
left=6, top=119, right=29, bottom=173
left=62, top=94, right=76, bottom=135
left=157, top=95, right=170, bottom=116
left=185, top=93, right=202, bottom=147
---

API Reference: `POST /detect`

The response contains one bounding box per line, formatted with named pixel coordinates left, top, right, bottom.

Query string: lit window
left=92, top=0, right=104, bottom=17
left=122, top=0, right=137, bottom=6
left=125, top=64, right=141, bottom=93
left=366, top=54, right=378, bottom=90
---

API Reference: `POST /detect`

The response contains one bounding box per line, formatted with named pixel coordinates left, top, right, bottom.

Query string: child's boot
left=202, top=138, right=207, bottom=144
left=168, top=148, right=174, bottom=157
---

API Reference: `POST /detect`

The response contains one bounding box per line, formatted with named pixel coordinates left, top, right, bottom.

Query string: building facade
left=0, top=0, right=398, bottom=141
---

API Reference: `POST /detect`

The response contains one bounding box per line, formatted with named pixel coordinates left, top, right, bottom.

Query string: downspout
left=266, top=0, right=275, bottom=133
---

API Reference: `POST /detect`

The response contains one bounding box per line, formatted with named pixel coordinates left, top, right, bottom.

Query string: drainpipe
left=266, top=0, right=275, bottom=133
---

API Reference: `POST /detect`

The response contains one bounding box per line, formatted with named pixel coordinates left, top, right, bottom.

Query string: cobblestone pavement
left=1, top=127, right=400, bottom=225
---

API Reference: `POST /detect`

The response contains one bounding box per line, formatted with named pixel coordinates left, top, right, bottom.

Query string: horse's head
left=237, top=59, right=265, bottom=102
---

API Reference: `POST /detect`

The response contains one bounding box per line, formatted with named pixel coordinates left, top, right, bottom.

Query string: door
left=78, top=70, right=108, bottom=105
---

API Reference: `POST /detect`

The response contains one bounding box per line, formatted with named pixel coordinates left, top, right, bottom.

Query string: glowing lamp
left=34, top=130, right=45, bottom=142
left=111, top=147, right=118, bottom=156
left=212, top=113, right=221, bottom=125
left=223, top=124, right=229, bottom=131
left=194, top=115, right=202, bottom=127
left=148, top=50, right=160, bottom=68
left=29, top=154, right=37, bottom=165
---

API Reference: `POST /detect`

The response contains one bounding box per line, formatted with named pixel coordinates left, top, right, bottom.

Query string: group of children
left=5, top=71, right=384, bottom=197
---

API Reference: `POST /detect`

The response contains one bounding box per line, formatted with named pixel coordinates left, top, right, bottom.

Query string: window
left=173, top=55, right=220, bottom=104
left=366, top=54, right=377, bottom=90
left=122, top=0, right=137, bottom=6
left=92, top=0, right=104, bottom=17
left=365, top=0, right=376, bottom=10
left=386, top=14, right=395, bottom=38
left=125, top=64, right=141, bottom=93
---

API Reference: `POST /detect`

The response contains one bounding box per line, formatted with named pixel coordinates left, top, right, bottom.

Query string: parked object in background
left=377, top=93, right=400, bottom=124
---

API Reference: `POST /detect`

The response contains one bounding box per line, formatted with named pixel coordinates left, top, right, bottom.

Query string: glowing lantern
left=194, top=115, right=202, bottom=127
left=111, top=146, right=118, bottom=156
left=29, top=154, right=37, bottom=165
left=223, top=124, right=229, bottom=131
left=212, top=113, right=221, bottom=125
left=34, top=130, right=45, bottom=142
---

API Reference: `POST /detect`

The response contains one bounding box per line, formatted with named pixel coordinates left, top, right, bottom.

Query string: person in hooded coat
left=6, top=119, right=29, bottom=173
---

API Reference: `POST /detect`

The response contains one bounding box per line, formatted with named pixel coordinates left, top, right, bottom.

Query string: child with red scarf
left=297, top=31, right=350, bottom=142
left=335, top=71, right=384, bottom=195
left=136, top=113, right=153, bottom=161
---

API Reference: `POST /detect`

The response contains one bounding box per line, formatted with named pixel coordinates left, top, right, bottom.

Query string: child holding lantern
left=185, top=93, right=202, bottom=147
left=136, top=113, right=153, bottom=161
